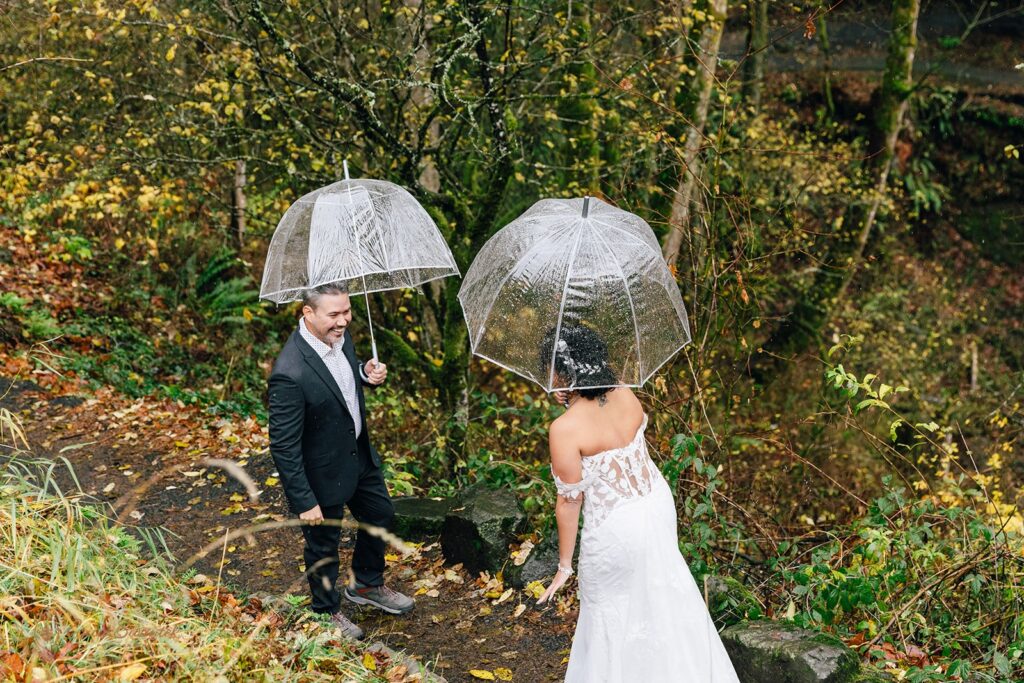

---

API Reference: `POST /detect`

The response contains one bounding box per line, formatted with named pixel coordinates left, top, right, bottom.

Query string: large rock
left=504, top=533, right=574, bottom=588
left=720, top=620, right=860, bottom=683
left=441, top=486, right=526, bottom=574
left=704, top=574, right=762, bottom=628
left=392, top=496, right=452, bottom=541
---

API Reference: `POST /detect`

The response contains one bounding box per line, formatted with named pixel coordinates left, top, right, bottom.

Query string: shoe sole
left=344, top=589, right=414, bottom=615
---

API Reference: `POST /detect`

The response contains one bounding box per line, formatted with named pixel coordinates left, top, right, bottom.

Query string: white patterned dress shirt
left=298, top=318, right=363, bottom=438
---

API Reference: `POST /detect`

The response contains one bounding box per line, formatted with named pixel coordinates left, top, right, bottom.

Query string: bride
left=536, top=324, right=740, bottom=682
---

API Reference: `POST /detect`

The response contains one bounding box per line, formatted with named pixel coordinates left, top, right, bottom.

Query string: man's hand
left=299, top=504, right=324, bottom=525
left=365, top=359, right=388, bottom=385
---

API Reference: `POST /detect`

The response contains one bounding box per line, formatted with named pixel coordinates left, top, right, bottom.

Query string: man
left=268, top=282, right=414, bottom=640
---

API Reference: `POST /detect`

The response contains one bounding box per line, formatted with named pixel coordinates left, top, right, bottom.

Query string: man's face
left=303, top=292, right=353, bottom=346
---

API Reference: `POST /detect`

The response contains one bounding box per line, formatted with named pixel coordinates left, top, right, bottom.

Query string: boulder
left=506, top=533, right=560, bottom=588
left=392, top=496, right=452, bottom=540
left=703, top=574, right=762, bottom=628
left=441, top=486, right=526, bottom=574
left=720, top=620, right=860, bottom=683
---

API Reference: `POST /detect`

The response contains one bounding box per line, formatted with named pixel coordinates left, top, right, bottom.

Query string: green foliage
left=896, top=158, right=950, bottom=218
left=669, top=432, right=745, bottom=582
left=0, top=292, right=27, bottom=314
left=56, top=231, right=95, bottom=263
left=184, top=248, right=262, bottom=328
left=22, top=308, right=61, bottom=341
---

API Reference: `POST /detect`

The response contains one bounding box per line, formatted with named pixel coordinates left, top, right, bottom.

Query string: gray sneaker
left=344, top=583, right=415, bottom=615
left=328, top=610, right=365, bottom=640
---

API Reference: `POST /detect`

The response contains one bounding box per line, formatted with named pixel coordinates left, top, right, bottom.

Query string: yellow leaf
left=118, top=662, right=147, bottom=681
left=494, top=668, right=513, bottom=681
left=165, top=44, right=177, bottom=61
left=357, top=18, right=369, bottom=30
left=525, top=580, right=546, bottom=599
left=469, top=671, right=496, bottom=681
left=114, top=237, right=126, bottom=250
left=362, top=652, right=376, bottom=670
left=264, top=476, right=279, bottom=486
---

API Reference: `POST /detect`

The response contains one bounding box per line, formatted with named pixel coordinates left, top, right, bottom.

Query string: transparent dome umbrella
left=260, top=162, right=460, bottom=361
left=457, top=196, right=691, bottom=392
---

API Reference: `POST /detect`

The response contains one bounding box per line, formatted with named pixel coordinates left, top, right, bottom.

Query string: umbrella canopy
left=259, top=177, right=459, bottom=304
left=458, top=196, right=691, bottom=392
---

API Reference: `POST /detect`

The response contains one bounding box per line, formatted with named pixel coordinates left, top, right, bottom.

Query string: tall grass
left=0, top=410, right=382, bottom=681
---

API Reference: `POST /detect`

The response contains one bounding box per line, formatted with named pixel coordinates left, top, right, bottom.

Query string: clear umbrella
left=458, top=196, right=690, bottom=392
left=260, top=162, right=460, bottom=361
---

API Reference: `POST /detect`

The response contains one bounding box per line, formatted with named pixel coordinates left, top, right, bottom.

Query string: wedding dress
left=553, top=414, right=741, bottom=682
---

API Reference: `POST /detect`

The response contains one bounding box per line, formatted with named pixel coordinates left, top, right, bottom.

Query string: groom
left=267, top=282, right=414, bottom=640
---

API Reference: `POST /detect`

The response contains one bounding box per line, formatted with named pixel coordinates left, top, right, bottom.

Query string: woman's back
left=553, top=387, right=645, bottom=458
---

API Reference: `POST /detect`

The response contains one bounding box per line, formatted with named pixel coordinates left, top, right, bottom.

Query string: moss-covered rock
left=704, top=574, right=763, bottom=628
left=441, top=486, right=526, bottom=574
left=720, top=620, right=860, bottom=683
left=392, top=496, right=452, bottom=541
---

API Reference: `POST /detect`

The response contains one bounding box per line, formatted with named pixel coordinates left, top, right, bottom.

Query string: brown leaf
left=0, top=652, right=25, bottom=678
left=804, top=16, right=816, bottom=40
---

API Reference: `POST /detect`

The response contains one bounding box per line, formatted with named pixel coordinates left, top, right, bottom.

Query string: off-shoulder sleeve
left=552, top=467, right=589, bottom=501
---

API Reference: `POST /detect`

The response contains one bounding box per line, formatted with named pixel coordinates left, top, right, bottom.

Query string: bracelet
left=557, top=564, right=574, bottom=577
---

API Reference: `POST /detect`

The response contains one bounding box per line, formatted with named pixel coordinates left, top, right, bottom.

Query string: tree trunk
left=662, top=0, right=727, bottom=268
left=834, top=0, right=919, bottom=301
left=817, top=7, right=835, bottom=118
left=741, top=0, right=768, bottom=108
left=231, top=159, right=247, bottom=251
left=755, top=0, right=920, bottom=373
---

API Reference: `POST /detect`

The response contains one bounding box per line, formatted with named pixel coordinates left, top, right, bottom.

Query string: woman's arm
left=538, top=420, right=583, bottom=604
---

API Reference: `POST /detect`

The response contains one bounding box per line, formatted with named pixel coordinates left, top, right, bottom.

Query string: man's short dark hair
left=302, top=282, right=349, bottom=309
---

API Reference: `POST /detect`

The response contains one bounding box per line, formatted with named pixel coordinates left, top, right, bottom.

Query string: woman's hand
left=537, top=566, right=572, bottom=604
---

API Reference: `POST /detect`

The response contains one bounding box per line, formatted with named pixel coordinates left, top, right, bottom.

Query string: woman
left=536, top=324, right=740, bottom=682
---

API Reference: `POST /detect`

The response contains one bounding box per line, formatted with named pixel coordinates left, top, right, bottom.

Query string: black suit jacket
left=268, top=328, right=381, bottom=513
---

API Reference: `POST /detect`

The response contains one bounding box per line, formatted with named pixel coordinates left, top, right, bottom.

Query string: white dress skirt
left=553, top=415, right=741, bottom=683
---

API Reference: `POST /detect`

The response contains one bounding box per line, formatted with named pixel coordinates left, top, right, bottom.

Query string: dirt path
left=0, top=371, right=574, bottom=682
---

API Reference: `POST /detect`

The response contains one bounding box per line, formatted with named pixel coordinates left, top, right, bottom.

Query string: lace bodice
left=552, top=414, right=661, bottom=530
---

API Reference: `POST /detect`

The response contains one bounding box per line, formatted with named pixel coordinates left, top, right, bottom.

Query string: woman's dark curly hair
left=539, top=324, right=618, bottom=399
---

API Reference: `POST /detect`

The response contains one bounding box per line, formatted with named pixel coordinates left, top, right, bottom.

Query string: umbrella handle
left=363, top=289, right=379, bottom=366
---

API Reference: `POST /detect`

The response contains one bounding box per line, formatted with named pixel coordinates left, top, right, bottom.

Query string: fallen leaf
left=363, top=652, right=376, bottom=671
left=118, top=662, right=147, bottom=681
left=469, top=670, right=495, bottom=680
left=493, top=588, right=514, bottom=605
left=494, top=668, right=513, bottom=681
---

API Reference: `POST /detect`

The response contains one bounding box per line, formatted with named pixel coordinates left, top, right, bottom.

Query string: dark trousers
left=300, top=453, right=395, bottom=614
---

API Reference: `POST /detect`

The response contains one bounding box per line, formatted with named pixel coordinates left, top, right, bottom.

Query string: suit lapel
left=293, top=330, right=352, bottom=419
